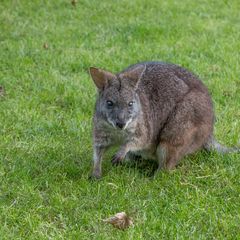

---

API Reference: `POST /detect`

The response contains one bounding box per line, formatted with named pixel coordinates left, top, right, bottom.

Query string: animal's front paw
left=111, top=154, right=124, bottom=166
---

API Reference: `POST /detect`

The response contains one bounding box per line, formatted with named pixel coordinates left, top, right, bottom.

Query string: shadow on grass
left=64, top=149, right=221, bottom=181
left=122, top=156, right=159, bottom=178
left=121, top=150, right=216, bottom=178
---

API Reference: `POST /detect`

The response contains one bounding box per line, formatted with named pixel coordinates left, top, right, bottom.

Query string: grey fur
left=89, top=62, right=239, bottom=178
left=203, top=136, right=240, bottom=153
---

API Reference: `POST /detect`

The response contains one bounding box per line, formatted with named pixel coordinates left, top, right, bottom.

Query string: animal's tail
left=203, top=136, right=240, bottom=153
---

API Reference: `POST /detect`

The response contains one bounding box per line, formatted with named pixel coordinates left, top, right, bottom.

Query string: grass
left=0, top=0, right=240, bottom=239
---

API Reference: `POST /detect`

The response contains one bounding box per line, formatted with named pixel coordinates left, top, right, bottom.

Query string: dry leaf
left=103, top=212, right=133, bottom=230
left=0, top=86, right=5, bottom=97
left=43, top=43, right=48, bottom=49
left=71, top=0, right=77, bottom=6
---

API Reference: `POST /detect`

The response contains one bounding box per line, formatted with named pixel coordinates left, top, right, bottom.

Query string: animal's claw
left=111, top=154, right=123, bottom=165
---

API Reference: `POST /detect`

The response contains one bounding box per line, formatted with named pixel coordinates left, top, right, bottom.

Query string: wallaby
left=89, top=62, right=239, bottom=179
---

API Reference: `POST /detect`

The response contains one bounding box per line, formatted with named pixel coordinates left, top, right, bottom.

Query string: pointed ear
left=120, top=64, right=146, bottom=88
left=89, top=67, right=116, bottom=90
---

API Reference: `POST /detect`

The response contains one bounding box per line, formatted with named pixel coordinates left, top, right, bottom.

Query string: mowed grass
left=0, top=0, right=240, bottom=239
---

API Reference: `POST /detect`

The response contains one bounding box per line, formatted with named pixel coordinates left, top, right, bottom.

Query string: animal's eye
left=128, top=101, right=134, bottom=107
left=106, top=100, right=113, bottom=107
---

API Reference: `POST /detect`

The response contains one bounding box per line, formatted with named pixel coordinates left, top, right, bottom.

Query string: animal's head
left=89, top=65, right=146, bottom=130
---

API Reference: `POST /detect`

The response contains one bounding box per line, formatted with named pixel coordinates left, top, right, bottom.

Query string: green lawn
left=0, top=0, right=240, bottom=239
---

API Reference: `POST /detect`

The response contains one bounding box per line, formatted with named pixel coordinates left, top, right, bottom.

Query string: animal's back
left=122, top=61, right=210, bottom=96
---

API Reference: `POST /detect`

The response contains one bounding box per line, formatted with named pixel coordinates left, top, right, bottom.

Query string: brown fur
left=89, top=62, right=237, bottom=179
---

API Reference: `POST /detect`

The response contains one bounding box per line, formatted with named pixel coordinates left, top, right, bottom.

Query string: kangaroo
left=89, top=62, right=239, bottom=179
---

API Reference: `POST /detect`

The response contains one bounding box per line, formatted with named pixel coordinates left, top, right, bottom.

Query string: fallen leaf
left=0, top=86, right=5, bottom=97
left=43, top=43, right=48, bottom=49
left=71, top=0, right=77, bottom=6
left=103, top=212, right=133, bottom=230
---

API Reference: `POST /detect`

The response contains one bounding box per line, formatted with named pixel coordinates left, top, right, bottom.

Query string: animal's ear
left=89, top=67, right=116, bottom=90
left=120, top=64, right=146, bottom=88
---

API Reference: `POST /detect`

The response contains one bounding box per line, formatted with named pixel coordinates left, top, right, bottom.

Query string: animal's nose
left=116, top=121, right=125, bottom=129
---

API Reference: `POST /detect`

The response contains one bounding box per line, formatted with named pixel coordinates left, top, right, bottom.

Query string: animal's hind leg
left=156, top=143, right=168, bottom=170
left=156, top=142, right=184, bottom=171
left=156, top=90, right=214, bottom=171
left=156, top=127, right=201, bottom=171
left=165, top=143, right=188, bottom=170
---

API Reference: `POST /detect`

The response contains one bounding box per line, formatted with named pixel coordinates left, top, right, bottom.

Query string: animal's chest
left=102, top=126, right=131, bottom=145
left=110, top=130, right=128, bottom=144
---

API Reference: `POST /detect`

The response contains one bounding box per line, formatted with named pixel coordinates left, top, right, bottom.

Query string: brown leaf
left=43, top=43, right=48, bottom=49
left=103, top=212, right=133, bottom=230
left=0, top=86, right=5, bottom=97
left=71, top=0, right=77, bottom=6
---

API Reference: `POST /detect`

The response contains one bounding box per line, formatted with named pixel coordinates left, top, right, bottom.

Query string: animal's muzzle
left=116, top=121, right=125, bottom=129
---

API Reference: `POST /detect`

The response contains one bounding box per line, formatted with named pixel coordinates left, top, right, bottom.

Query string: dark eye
left=128, top=101, right=134, bottom=107
left=106, top=100, right=113, bottom=107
